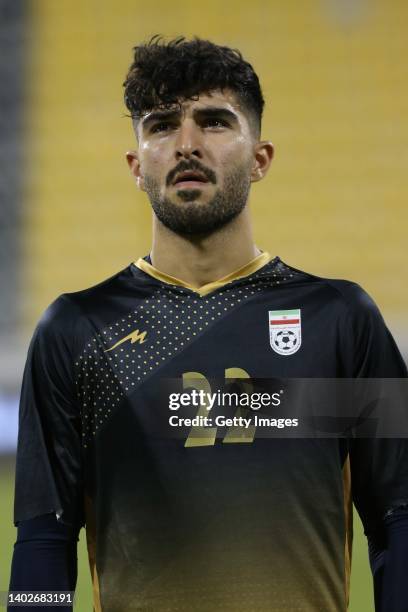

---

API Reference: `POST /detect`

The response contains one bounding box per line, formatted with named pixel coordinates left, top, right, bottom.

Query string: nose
left=175, top=119, right=202, bottom=160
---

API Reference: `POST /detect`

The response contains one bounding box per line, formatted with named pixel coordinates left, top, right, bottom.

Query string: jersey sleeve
left=341, top=282, right=408, bottom=535
left=14, top=294, right=85, bottom=528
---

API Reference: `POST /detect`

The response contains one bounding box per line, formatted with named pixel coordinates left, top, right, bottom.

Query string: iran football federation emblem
left=269, top=309, right=302, bottom=355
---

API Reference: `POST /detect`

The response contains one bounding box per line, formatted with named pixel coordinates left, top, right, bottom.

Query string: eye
left=202, top=117, right=229, bottom=129
left=151, top=121, right=174, bottom=134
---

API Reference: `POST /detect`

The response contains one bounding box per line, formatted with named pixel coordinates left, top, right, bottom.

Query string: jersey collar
left=134, top=251, right=273, bottom=297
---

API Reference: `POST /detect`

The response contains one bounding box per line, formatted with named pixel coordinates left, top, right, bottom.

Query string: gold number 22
left=183, top=368, right=256, bottom=447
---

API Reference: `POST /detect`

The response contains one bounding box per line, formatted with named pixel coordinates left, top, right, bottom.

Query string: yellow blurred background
left=1, top=1, right=407, bottom=610
left=24, top=0, right=408, bottom=332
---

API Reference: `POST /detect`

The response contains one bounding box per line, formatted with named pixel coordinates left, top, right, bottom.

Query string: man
left=9, top=36, right=408, bottom=611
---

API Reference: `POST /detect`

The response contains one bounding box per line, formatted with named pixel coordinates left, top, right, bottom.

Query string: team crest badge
left=269, top=309, right=302, bottom=355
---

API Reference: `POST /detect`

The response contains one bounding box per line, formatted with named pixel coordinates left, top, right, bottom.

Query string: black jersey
left=14, top=252, right=408, bottom=612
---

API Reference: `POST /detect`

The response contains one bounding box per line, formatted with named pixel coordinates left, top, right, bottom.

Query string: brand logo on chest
left=104, top=328, right=147, bottom=352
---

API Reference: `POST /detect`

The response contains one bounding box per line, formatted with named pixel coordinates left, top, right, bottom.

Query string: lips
left=173, top=170, right=209, bottom=186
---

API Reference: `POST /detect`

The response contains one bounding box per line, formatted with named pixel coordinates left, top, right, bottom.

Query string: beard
left=143, top=164, right=251, bottom=236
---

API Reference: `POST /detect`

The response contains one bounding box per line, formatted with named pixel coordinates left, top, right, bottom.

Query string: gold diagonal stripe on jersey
left=104, top=329, right=147, bottom=352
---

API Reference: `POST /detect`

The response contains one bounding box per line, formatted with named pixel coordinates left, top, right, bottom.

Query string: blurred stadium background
left=1, top=0, right=407, bottom=609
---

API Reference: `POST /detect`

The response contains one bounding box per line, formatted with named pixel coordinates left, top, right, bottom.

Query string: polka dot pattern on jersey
left=74, top=258, right=300, bottom=447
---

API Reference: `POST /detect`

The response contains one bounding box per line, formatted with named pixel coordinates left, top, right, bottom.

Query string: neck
left=149, top=206, right=261, bottom=287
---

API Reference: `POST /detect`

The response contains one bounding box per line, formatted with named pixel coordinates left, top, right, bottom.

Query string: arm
left=10, top=295, right=85, bottom=602
left=341, top=283, right=408, bottom=609
left=8, top=514, right=79, bottom=612
left=370, top=508, right=408, bottom=612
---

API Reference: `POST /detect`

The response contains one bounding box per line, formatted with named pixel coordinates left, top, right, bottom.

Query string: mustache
left=166, top=160, right=217, bottom=186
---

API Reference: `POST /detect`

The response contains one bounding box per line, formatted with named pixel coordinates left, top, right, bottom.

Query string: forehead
left=175, top=89, right=243, bottom=113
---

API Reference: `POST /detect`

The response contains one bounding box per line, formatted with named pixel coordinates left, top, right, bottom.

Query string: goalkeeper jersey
left=14, top=252, right=408, bottom=612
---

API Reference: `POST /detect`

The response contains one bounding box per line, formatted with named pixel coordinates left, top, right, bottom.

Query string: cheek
left=139, top=142, right=170, bottom=179
left=215, top=137, right=253, bottom=172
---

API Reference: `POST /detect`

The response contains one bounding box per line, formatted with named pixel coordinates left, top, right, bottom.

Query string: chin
left=175, top=189, right=206, bottom=203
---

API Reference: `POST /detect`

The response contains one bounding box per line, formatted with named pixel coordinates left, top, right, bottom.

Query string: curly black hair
left=123, top=36, right=264, bottom=136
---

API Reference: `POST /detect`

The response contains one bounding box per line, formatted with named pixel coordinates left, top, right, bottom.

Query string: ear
left=126, top=150, right=145, bottom=191
left=250, top=141, right=274, bottom=183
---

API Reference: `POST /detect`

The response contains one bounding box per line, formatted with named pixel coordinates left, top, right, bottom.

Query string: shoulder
left=62, top=263, right=136, bottom=308
left=279, top=258, right=381, bottom=319
left=279, top=261, right=407, bottom=375
left=319, top=277, right=382, bottom=324
left=37, top=263, right=135, bottom=329
left=32, top=264, right=135, bottom=355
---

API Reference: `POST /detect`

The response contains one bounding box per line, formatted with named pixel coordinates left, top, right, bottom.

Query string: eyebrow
left=195, top=107, right=238, bottom=123
left=141, top=106, right=239, bottom=130
left=141, top=108, right=180, bottom=128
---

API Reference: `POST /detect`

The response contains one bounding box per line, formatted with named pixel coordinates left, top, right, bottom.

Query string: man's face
left=127, top=89, right=267, bottom=236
